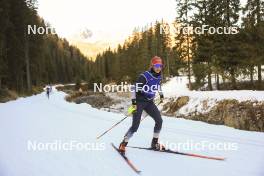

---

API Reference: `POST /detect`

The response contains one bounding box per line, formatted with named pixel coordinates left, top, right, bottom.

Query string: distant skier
left=119, top=56, right=165, bottom=154
left=46, top=86, right=50, bottom=99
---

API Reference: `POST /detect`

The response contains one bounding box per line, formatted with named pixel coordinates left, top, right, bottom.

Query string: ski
left=127, top=146, right=225, bottom=161
left=111, top=143, right=141, bottom=174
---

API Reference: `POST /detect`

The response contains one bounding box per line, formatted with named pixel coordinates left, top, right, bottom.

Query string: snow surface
left=0, top=87, right=264, bottom=176
left=162, top=76, right=264, bottom=101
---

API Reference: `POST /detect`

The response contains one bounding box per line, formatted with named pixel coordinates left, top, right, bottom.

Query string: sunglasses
left=153, top=64, right=163, bottom=68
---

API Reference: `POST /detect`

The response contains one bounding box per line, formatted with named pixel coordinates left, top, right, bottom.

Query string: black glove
left=132, top=99, right=137, bottom=105
left=160, top=94, right=164, bottom=103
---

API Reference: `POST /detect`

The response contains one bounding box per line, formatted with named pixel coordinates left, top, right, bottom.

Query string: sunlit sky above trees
left=38, top=0, right=177, bottom=42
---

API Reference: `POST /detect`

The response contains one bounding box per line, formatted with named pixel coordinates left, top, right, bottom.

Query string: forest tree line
left=93, top=0, right=264, bottom=90
left=0, top=0, right=94, bottom=93
left=0, top=0, right=263, bottom=94
left=93, top=22, right=184, bottom=83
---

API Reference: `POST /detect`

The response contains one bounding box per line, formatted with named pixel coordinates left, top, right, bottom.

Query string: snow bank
left=162, top=76, right=264, bottom=114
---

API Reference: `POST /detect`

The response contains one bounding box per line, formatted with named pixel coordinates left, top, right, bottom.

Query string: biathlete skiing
left=119, top=56, right=165, bottom=154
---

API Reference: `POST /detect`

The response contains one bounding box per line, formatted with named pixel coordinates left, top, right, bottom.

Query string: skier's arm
left=131, top=74, right=146, bottom=104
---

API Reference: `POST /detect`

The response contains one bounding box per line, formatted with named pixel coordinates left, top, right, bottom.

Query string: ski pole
left=96, top=115, right=130, bottom=139
left=96, top=100, right=162, bottom=140
left=96, top=106, right=137, bottom=140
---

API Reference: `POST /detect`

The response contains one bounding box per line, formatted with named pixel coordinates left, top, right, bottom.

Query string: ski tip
left=218, top=157, right=226, bottom=161
left=207, top=157, right=226, bottom=161
left=206, top=155, right=226, bottom=161
left=136, top=170, right=142, bottom=175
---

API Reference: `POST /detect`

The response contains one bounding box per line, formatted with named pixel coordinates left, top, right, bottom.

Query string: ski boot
left=119, top=141, right=128, bottom=154
left=151, top=137, right=166, bottom=151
